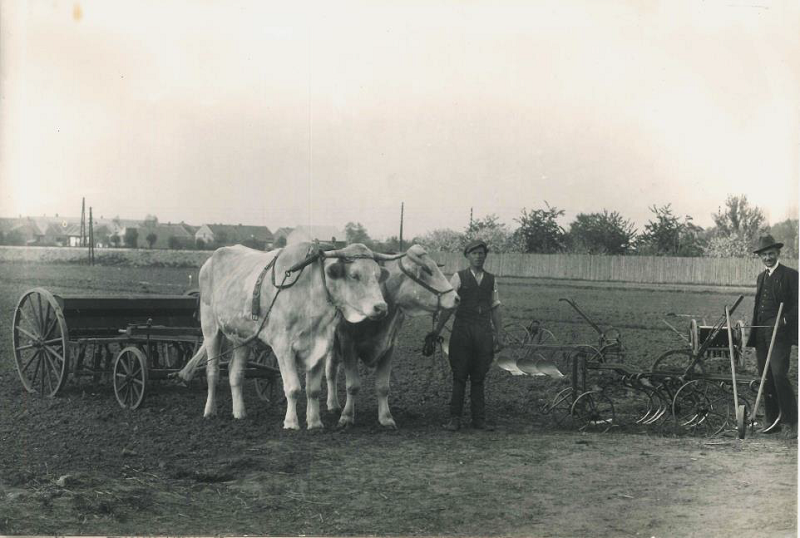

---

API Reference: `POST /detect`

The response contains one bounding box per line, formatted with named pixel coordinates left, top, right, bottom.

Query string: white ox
left=177, top=242, right=389, bottom=429
left=326, top=245, right=459, bottom=428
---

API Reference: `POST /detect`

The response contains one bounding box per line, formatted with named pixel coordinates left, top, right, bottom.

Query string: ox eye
left=350, top=272, right=360, bottom=281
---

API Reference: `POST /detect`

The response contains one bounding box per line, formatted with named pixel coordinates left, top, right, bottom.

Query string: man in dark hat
left=429, top=239, right=504, bottom=431
left=745, top=234, right=798, bottom=438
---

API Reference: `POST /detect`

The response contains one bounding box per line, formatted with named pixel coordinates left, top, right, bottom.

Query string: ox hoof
left=337, top=418, right=355, bottom=430
left=283, top=421, right=301, bottom=430
left=307, top=423, right=325, bottom=431
left=232, top=412, right=247, bottom=420
left=380, top=420, right=398, bottom=430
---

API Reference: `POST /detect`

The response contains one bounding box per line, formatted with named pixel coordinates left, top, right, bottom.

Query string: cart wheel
left=253, top=348, right=285, bottom=405
left=113, top=347, right=148, bottom=409
left=651, top=349, right=705, bottom=377
left=571, top=390, right=615, bottom=433
left=548, top=387, right=575, bottom=427
left=503, top=322, right=530, bottom=347
left=12, top=288, right=70, bottom=397
left=529, top=325, right=557, bottom=346
left=671, top=380, right=723, bottom=436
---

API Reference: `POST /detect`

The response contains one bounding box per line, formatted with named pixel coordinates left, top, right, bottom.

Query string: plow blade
left=516, top=355, right=565, bottom=378
left=496, top=352, right=526, bottom=375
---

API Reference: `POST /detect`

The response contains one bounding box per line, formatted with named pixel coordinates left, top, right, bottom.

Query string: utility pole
left=80, top=197, right=86, bottom=247
left=469, top=207, right=474, bottom=228
left=399, top=202, right=404, bottom=252
left=89, top=207, right=95, bottom=266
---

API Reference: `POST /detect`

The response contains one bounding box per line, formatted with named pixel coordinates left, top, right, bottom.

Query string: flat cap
left=463, top=239, right=489, bottom=257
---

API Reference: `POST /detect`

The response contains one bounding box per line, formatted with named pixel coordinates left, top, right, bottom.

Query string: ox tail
left=176, top=344, right=207, bottom=383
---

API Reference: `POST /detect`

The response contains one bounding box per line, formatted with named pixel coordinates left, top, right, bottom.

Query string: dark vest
left=455, top=269, right=494, bottom=324
left=757, top=270, right=780, bottom=324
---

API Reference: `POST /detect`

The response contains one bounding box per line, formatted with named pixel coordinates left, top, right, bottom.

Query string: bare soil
left=0, top=262, right=796, bottom=536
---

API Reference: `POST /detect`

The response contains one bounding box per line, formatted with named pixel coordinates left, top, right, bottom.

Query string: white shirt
left=449, top=269, right=502, bottom=309
left=766, top=262, right=781, bottom=277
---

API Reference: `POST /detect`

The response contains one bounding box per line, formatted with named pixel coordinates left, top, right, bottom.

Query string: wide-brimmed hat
left=753, top=234, right=784, bottom=254
left=463, top=239, right=489, bottom=257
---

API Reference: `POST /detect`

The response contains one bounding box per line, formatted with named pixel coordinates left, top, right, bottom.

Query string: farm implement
left=497, top=295, right=783, bottom=438
left=11, top=287, right=282, bottom=410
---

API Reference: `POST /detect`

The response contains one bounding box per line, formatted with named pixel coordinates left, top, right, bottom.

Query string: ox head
left=374, top=245, right=459, bottom=317
left=322, top=243, right=389, bottom=323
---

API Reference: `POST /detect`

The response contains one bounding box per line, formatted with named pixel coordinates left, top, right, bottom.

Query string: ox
left=177, top=242, right=389, bottom=430
left=326, top=244, right=459, bottom=428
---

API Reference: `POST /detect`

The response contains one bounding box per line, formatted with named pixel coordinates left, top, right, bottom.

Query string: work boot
left=442, top=418, right=461, bottom=431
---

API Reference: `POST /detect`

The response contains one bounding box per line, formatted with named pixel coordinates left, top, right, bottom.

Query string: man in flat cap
left=745, top=234, right=798, bottom=438
left=430, top=239, right=504, bottom=431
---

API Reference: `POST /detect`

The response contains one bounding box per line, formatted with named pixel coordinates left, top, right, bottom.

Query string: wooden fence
left=429, top=252, right=797, bottom=287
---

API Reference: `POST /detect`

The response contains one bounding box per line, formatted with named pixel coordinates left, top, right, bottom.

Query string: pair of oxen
left=177, top=242, right=459, bottom=430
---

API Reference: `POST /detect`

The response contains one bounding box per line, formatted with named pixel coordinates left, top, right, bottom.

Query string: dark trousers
left=448, top=319, right=494, bottom=421
left=755, top=328, right=797, bottom=426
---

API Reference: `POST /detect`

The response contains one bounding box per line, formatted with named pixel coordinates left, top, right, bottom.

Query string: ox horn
left=405, top=247, right=433, bottom=275
left=372, top=252, right=406, bottom=262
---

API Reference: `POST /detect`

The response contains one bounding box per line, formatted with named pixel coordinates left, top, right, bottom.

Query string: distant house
left=195, top=224, right=274, bottom=250
left=286, top=225, right=346, bottom=248
left=45, top=221, right=84, bottom=247
left=138, top=222, right=196, bottom=249
left=0, top=217, right=23, bottom=245
left=9, top=218, right=49, bottom=245
left=272, top=227, right=294, bottom=248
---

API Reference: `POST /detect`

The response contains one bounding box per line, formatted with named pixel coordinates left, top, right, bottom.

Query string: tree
left=123, top=228, right=139, bottom=249
left=214, top=230, right=228, bottom=247
left=415, top=228, right=464, bottom=252
left=767, top=218, right=798, bottom=259
left=195, top=238, right=206, bottom=250
left=275, top=235, right=287, bottom=248
left=567, top=210, right=637, bottom=255
left=110, top=234, right=121, bottom=248
left=146, top=232, right=158, bottom=249
left=345, top=222, right=372, bottom=246
left=373, top=235, right=403, bottom=253
left=705, top=194, right=767, bottom=257
left=168, top=236, right=182, bottom=250
left=636, top=204, right=705, bottom=256
left=463, top=213, right=514, bottom=253
left=514, top=203, right=566, bottom=253
left=143, top=214, right=159, bottom=227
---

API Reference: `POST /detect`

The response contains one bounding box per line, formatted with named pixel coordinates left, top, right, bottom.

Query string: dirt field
left=0, top=262, right=796, bottom=536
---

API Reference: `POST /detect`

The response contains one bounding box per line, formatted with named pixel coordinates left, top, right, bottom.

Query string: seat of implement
left=55, top=294, right=200, bottom=338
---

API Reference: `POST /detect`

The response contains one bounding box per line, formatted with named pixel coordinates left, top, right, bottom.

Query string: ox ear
left=325, top=259, right=346, bottom=279
left=379, top=267, right=390, bottom=283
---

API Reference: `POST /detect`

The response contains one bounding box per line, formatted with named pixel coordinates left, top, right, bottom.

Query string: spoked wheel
left=571, top=390, right=615, bottom=433
left=503, top=322, right=531, bottom=347
left=113, top=347, right=149, bottom=409
left=547, top=387, right=575, bottom=428
left=12, top=288, right=70, bottom=397
left=252, top=347, right=285, bottom=405
left=528, top=323, right=557, bottom=346
left=651, top=349, right=705, bottom=377
left=604, top=379, right=654, bottom=428
left=671, top=380, right=724, bottom=436
left=701, top=381, right=751, bottom=437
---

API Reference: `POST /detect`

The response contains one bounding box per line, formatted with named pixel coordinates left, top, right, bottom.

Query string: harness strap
left=251, top=251, right=281, bottom=320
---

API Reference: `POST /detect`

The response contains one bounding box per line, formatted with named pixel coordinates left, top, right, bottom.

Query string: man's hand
left=423, top=331, right=441, bottom=357
left=494, top=332, right=505, bottom=352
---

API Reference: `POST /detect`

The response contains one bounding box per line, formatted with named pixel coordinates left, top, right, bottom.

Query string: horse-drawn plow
left=496, top=295, right=785, bottom=439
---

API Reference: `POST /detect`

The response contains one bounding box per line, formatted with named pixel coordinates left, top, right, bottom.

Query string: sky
left=1, top=0, right=798, bottom=240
